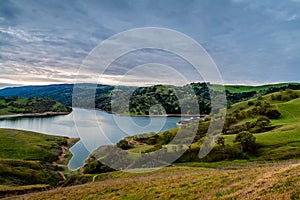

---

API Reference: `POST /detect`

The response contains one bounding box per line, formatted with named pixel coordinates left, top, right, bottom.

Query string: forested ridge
left=0, top=82, right=299, bottom=115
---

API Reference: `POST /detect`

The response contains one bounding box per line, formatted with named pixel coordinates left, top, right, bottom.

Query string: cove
left=0, top=108, right=183, bottom=170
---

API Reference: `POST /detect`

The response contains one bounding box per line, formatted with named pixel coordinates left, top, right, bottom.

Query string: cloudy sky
left=0, top=0, right=300, bottom=87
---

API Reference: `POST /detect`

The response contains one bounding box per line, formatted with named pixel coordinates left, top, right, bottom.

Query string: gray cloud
left=0, top=0, right=300, bottom=86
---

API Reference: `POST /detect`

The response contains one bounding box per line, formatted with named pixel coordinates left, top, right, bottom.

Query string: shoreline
left=92, top=108, right=207, bottom=117
left=0, top=111, right=71, bottom=119
left=114, top=113, right=208, bottom=117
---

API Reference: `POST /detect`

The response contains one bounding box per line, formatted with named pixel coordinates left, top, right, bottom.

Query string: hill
left=8, top=161, right=300, bottom=199
left=38, top=89, right=300, bottom=199
left=85, top=89, right=300, bottom=170
left=0, top=96, right=71, bottom=116
left=0, top=129, right=78, bottom=198
left=0, top=84, right=75, bottom=106
left=0, top=82, right=300, bottom=115
left=212, top=82, right=294, bottom=93
left=223, top=89, right=300, bottom=161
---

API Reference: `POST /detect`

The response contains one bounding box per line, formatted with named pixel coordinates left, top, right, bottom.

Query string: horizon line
left=1, top=81, right=299, bottom=89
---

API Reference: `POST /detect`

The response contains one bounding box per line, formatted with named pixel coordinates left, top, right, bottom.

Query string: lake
left=0, top=108, right=183, bottom=170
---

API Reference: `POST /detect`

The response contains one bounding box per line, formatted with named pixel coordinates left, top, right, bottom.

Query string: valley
left=0, top=83, right=300, bottom=199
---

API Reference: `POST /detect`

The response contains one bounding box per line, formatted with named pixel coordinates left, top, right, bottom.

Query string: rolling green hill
left=0, top=129, right=78, bottom=198
left=0, top=96, right=71, bottom=116
left=223, top=89, right=300, bottom=161
left=88, top=89, right=300, bottom=170
left=211, top=82, right=294, bottom=93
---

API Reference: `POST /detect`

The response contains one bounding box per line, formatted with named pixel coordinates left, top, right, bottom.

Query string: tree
left=234, top=131, right=256, bottom=153
left=83, top=160, right=115, bottom=174
left=266, top=109, right=281, bottom=119
left=116, top=139, right=132, bottom=150
left=252, top=116, right=271, bottom=133
left=216, top=136, right=225, bottom=146
left=247, top=101, right=254, bottom=106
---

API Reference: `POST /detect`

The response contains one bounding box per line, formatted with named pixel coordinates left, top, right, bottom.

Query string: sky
left=0, top=0, right=300, bottom=87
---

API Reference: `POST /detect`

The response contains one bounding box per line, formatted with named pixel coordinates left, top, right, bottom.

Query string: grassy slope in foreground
left=0, top=96, right=71, bottom=116
left=0, top=129, right=77, bottom=197
left=10, top=161, right=300, bottom=200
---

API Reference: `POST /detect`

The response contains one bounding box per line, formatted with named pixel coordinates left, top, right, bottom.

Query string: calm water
left=0, top=108, right=183, bottom=170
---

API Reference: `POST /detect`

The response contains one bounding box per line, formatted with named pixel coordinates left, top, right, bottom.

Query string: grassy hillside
left=0, top=129, right=77, bottom=197
left=0, top=129, right=66, bottom=161
left=95, top=89, right=300, bottom=169
left=223, top=90, right=300, bottom=161
left=10, top=161, right=300, bottom=200
left=0, top=96, right=71, bottom=116
left=211, top=82, right=293, bottom=93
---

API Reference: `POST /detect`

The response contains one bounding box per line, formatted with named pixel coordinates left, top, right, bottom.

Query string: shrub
left=255, top=101, right=262, bottom=107
left=216, top=136, right=225, bottom=146
left=205, top=145, right=246, bottom=161
left=0, top=104, right=7, bottom=109
left=234, top=131, right=256, bottom=153
left=266, top=109, right=281, bottom=119
left=247, top=101, right=254, bottom=106
left=116, top=139, right=133, bottom=150
left=142, top=144, right=162, bottom=153
left=83, top=161, right=115, bottom=174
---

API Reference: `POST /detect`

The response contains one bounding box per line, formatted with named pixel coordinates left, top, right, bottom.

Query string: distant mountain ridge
left=0, top=82, right=299, bottom=115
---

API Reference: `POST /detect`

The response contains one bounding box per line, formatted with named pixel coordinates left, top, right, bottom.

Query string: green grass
left=223, top=90, right=300, bottom=161
left=211, top=83, right=292, bottom=93
left=127, top=145, right=155, bottom=155
left=0, top=129, right=65, bottom=162
left=0, top=159, right=61, bottom=187
left=173, top=160, right=249, bottom=168
left=0, top=129, right=73, bottom=188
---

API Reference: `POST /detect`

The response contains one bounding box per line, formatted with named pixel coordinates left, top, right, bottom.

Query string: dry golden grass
left=5, top=161, right=300, bottom=200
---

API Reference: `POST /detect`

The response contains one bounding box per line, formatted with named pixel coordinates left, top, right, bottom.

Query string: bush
left=247, top=101, right=254, bottom=106
left=83, top=161, right=115, bottom=174
left=142, top=144, right=162, bottom=153
left=205, top=145, right=246, bottom=162
left=266, top=109, right=281, bottom=119
left=216, top=136, right=225, bottom=146
left=116, top=139, right=133, bottom=150
left=234, top=131, right=256, bottom=153
left=272, top=90, right=299, bottom=102
left=176, top=144, right=246, bottom=163
left=255, top=101, right=262, bottom=107
left=0, top=104, right=7, bottom=109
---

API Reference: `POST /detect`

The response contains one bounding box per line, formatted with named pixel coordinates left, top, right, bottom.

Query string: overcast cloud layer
left=0, top=0, right=300, bottom=86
